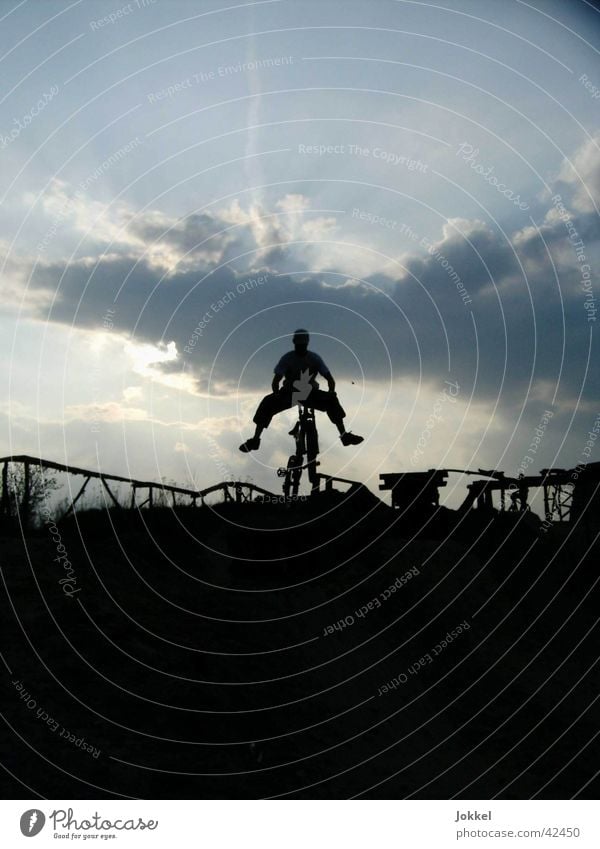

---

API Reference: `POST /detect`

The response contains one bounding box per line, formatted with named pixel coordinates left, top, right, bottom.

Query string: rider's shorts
left=253, top=388, right=346, bottom=429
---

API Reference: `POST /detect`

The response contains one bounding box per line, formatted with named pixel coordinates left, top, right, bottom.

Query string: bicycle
left=277, top=402, right=321, bottom=498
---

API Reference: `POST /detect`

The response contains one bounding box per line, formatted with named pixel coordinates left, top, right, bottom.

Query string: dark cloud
left=19, top=172, right=597, bottom=423
left=127, top=210, right=241, bottom=266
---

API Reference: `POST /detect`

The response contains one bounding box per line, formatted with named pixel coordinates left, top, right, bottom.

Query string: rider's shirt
left=274, top=350, right=331, bottom=390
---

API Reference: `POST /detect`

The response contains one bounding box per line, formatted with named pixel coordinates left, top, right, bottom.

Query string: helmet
left=292, top=328, right=309, bottom=345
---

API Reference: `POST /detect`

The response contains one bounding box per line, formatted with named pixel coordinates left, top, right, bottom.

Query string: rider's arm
left=315, top=353, right=335, bottom=392
left=272, top=354, right=287, bottom=393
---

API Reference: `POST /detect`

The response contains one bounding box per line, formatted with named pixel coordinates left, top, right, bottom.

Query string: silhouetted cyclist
left=239, top=329, right=364, bottom=452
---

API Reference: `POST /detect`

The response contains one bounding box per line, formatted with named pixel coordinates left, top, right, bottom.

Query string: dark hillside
left=1, top=496, right=598, bottom=798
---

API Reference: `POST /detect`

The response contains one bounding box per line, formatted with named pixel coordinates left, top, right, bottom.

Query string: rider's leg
left=333, top=419, right=345, bottom=436
left=309, top=390, right=364, bottom=444
left=309, top=389, right=345, bottom=422
left=254, top=389, right=293, bottom=426
left=239, top=390, right=293, bottom=452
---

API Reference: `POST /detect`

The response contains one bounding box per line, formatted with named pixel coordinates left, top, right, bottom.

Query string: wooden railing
left=0, top=455, right=277, bottom=525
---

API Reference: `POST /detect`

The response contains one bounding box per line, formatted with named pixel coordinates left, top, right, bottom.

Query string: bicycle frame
left=277, top=403, right=321, bottom=498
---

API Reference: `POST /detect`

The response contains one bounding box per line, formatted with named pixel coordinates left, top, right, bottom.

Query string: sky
left=1, top=0, right=599, bottom=508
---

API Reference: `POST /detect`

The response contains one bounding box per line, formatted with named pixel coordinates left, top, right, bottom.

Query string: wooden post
left=61, top=475, right=91, bottom=519
left=22, top=460, right=30, bottom=528
left=1, top=461, right=8, bottom=516
left=100, top=477, right=121, bottom=508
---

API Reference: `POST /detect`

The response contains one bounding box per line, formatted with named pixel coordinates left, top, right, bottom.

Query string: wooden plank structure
left=3, top=454, right=599, bottom=530
left=457, top=465, right=600, bottom=523
left=379, top=463, right=600, bottom=525
left=0, top=455, right=277, bottom=526
left=379, top=469, right=449, bottom=512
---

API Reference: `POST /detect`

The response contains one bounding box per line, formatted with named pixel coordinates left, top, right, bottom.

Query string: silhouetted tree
left=1, top=461, right=59, bottom=523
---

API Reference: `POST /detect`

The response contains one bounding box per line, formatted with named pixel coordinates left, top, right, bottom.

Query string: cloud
left=122, top=385, right=144, bottom=403
left=556, top=132, right=600, bottom=213
left=64, top=401, right=149, bottom=424
left=6, top=133, right=598, bottom=427
left=0, top=240, right=54, bottom=315
left=30, top=182, right=340, bottom=277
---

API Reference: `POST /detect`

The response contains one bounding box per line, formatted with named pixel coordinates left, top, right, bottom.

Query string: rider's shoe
left=340, top=431, right=364, bottom=446
left=239, top=437, right=261, bottom=453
